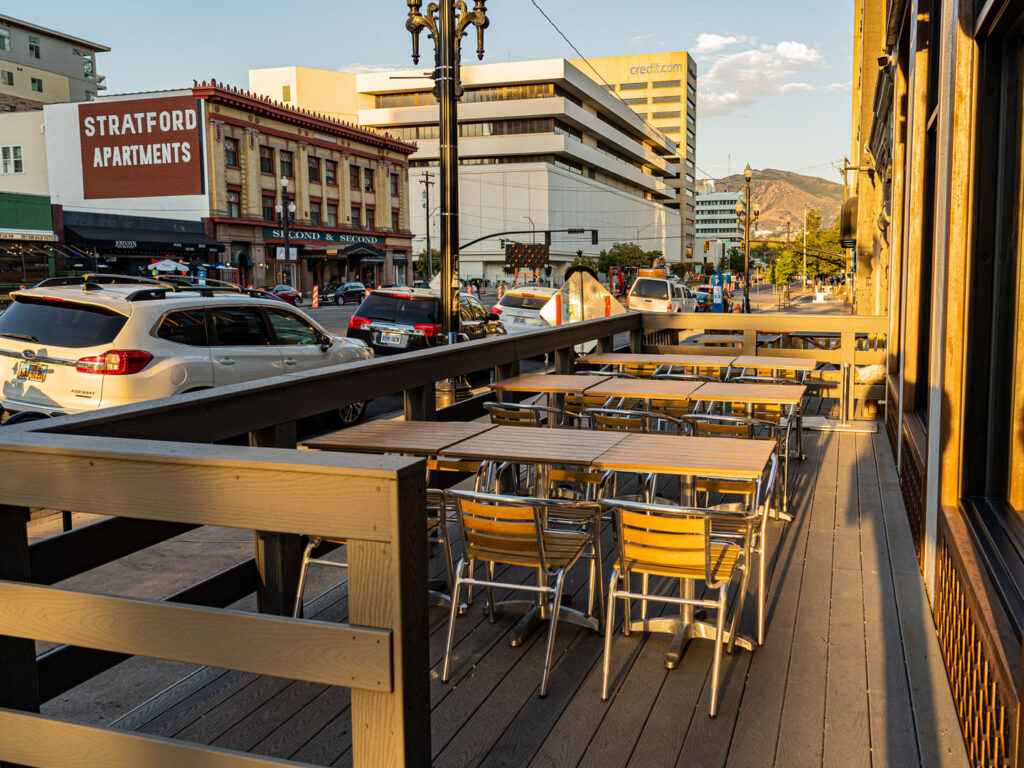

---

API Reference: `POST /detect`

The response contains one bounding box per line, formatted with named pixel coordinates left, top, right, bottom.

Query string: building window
left=0, top=28, right=9, bottom=52
left=326, top=203, right=338, bottom=227
left=351, top=204, right=361, bottom=227
left=308, top=155, right=321, bottom=183
left=619, top=82, right=647, bottom=90
left=622, top=97, right=648, bottom=105
left=1, top=145, right=24, bottom=174
left=602, top=84, right=616, bottom=90
left=30, top=78, right=42, bottom=93
left=259, top=146, right=274, bottom=175
left=1, top=70, right=12, bottom=86
left=652, top=110, right=680, bottom=119
left=85, top=91, right=95, bottom=101
left=391, top=210, right=400, bottom=230
left=364, top=206, right=375, bottom=228
left=223, top=137, right=239, bottom=168
left=364, top=169, right=375, bottom=193
left=280, top=150, right=294, bottom=178
left=653, top=79, right=681, bottom=88
left=226, top=189, right=241, bottom=218
left=349, top=164, right=359, bottom=189
left=390, top=172, right=399, bottom=195
left=652, top=95, right=679, bottom=104
left=28, top=36, right=40, bottom=59
left=309, top=200, right=321, bottom=226
left=262, top=194, right=276, bottom=222
left=325, top=160, right=337, bottom=185
left=82, top=52, right=95, bottom=79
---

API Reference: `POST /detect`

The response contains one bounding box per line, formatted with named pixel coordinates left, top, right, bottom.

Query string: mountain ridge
left=707, top=168, right=844, bottom=231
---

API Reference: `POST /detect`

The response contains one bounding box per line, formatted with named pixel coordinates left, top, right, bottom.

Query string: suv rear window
left=359, top=294, right=439, bottom=325
left=499, top=293, right=549, bottom=310
left=631, top=279, right=669, bottom=299
left=0, top=297, right=128, bottom=348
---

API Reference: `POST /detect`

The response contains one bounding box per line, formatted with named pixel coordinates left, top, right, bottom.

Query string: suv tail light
left=349, top=315, right=371, bottom=330
left=491, top=306, right=502, bottom=314
left=76, top=350, right=153, bottom=375
left=666, top=301, right=673, bottom=312
left=414, top=323, right=442, bottom=337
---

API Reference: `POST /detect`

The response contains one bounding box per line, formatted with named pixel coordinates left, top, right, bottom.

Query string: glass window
left=156, top=310, right=208, bottom=346
left=28, top=36, right=39, bottom=59
left=326, top=203, right=338, bottom=227
left=0, top=28, right=9, bottom=51
left=310, top=200, right=321, bottom=226
left=364, top=169, right=374, bottom=192
left=85, top=91, right=95, bottom=101
left=262, top=194, right=276, bottom=222
left=622, top=97, right=647, bottom=105
left=325, top=160, right=337, bottom=185
left=498, top=293, right=549, bottom=310
left=630, top=279, right=669, bottom=299
left=1, top=71, right=12, bottom=86
left=390, top=172, right=399, bottom=195
left=351, top=204, right=361, bottom=227
left=358, top=293, right=439, bottom=324
left=653, top=111, right=681, bottom=119
left=1, top=145, right=24, bottom=174
left=462, top=296, right=487, bottom=320
left=653, top=79, right=681, bottom=88
left=210, top=307, right=272, bottom=346
left=308, top=155, right=320, bottom=183
left=30, top=78, right=42, bottom=93
left=364, top=206, right=375, bottom=229
left=224, top=137, right=239, bottom=168
left=266, top=308, right=319, bottom=345
left=619, top=82, right=647, bottom=90
left=349, top=164, right=359, bottom=189
left=391, top=210, right=400, bottom=230
left=259, top=145, right=274, bottom=174
left=0, top=297, right=127, bottom=348
left=226, top=189, right=240, bottom=218
left=82, top=52, right=94, bottom=79
left=652, top=95, right=679, bottom=104
left=280, top=150, right=294, bottom=178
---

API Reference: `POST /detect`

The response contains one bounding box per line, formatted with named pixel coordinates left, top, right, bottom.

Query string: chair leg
left=587, top=555, right=596, bottom=620
left=601, top=570, right=619, bottom=701
left=640, top=572, right=650, bottom=620
left=758, top=535, right=767, bottom=645
left=710, top=583, right=727, bottom=718
left=622, top=571, right=632, bottom=636
left=292, top=538, right=318, bottom=619
left=442, top=560, right=466, bottom=684
left=437, top=501, right=456, bottom=596
left=540, top=570, right=567, bottom=698
left=486, top=561, right=497, bottom=623
left=591, top=521, right=605, bottom=632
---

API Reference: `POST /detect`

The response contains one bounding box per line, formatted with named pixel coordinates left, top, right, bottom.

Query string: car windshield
left=631, top=279, right=669, bottom=299
left=0, top=296, right=128, bottom=348
left=344, top=283, right=364, bottom=290
left=358, top=294, right=439, bottom=325
left=499, top=293, right=549, bottom=310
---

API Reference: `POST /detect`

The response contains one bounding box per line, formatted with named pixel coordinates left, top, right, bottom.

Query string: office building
left=695, top=192, right=742, bottom=243
left=569, top=52, right=698, bottom=258
left=0, top=14, right=107, bottom=112
left=249, top=57, right=683, bottom=283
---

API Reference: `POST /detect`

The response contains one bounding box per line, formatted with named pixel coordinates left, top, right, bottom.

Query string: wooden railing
left=0, top=309, right=888, bottom=767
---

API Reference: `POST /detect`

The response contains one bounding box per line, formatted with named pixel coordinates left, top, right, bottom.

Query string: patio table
left=585, top=377, right=703, bottom=412
left=302, top=419, right=496, bottom=455
left=728, top=355, right=818, bottom=375
left=688, top=333, right=782, bottom=348
left=487, top=373, right=610, bottom=395
left=576, top=352, right=736, bottom=375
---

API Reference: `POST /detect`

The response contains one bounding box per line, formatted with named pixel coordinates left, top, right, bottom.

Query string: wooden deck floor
left=110, top=421, right=969, bottom=767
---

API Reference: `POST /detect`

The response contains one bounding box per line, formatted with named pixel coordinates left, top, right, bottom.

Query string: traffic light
left=544, top=231, right=551, bottom=246
left=591, top=229, right=599, bottom=245
left=704, top=240, right=710, bottom=253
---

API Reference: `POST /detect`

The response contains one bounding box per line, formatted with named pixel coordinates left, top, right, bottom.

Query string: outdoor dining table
left=689, top=333, right=783, bottom=348
left=487, top=373, right=611, bottom=395
left=585, top=377, right=703, bottom=411
left=728, top=355, right=818, bottom=377
left=576, top=352, right=736, bottom=376
left=301, top=419, right=497, bottom=455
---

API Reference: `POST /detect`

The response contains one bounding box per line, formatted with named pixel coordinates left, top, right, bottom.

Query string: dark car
left=266, top=284, right=302, bottom=305
left=325, top=282, right=366, bottom=305
left=347, top=288, right=505, bottom=355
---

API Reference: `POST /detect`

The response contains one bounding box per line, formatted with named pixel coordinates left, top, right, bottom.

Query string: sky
left=7, top=0, right=854, bottom=181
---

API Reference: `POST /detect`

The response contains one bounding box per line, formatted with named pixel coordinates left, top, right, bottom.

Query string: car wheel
left=337, top=401, right=366, bottom=426
left=295, top=297, right=303, bottom=306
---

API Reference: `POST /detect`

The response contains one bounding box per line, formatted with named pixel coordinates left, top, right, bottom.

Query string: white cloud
left=694, top=33, right=745, bottom=54
left=697, top=40, right=827, bottom=117
left=339, top=62, right=403, bottom=74
left=825, top=81, right=852, bottom=91
left=631, top=33, right=656, bottom=44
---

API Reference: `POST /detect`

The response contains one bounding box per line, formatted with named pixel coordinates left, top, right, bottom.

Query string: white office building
left=250, top=59, right=682, bottom=284
left=696, top=192, right=743, bottom=243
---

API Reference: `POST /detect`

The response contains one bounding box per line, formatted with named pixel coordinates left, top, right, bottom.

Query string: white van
left=626, top=277, right=697, bottom=313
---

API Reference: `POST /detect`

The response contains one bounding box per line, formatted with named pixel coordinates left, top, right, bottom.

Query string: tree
left=570, top=251, right=597, bottom=271
left=800, top=209, right=845, bottom=279
left=413, top=249, right=440, bottom=278
left=701, top=262, right=717, bottom=277
left=771, top=250, right=801, bottom=284
left=721, top=247, right=745, bottom=273
left=596, top=242, right=661, bottom=272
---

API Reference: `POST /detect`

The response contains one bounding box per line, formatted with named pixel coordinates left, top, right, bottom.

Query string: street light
left=406, top=0, right=489, bottom=343
left=275, top=176, right=297, bottom=285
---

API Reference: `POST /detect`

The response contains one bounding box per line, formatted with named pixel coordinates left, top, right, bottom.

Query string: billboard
left=78, top=95, right=204, bottom=199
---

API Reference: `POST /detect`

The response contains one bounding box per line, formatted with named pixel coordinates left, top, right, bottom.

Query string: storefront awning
left=66, top=225, right=225, bottom=255
left=329, top=243, right=386, bottom=263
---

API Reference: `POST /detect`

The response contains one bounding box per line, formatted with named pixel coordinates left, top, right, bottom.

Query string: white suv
left=626, top=277, right=698, bottom=313
left=0, top=276, right=373, bottom=423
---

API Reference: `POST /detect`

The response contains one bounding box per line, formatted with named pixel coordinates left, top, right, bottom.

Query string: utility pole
left=420, top=171, right=435, bottom=280
left=802, top=207, right=807, bottom=291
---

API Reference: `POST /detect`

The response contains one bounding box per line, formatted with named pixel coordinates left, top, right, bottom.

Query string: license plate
left=17, top=362, right=47, bottom=382
left=379, top=331, right=403, bottom=346
left=512, top=317, right=525, bottom=324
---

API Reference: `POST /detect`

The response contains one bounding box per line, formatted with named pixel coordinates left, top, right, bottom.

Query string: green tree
left=721, top=247, right=745, bottom=273
left=414, top=249, right=440, bottom=278
left=570, top=251, right=597, bottom=271
left=800, top=209, right=845, bottom=279
left=596, top=242, right=661, bottom=272
left=701, top=262, right=717, bottom=277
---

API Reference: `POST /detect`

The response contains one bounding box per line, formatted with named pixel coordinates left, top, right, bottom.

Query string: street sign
left=504, top=242, right=549, bottom=269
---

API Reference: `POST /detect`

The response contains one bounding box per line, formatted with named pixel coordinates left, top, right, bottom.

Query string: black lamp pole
left=276, top=176, right=296, bottom=284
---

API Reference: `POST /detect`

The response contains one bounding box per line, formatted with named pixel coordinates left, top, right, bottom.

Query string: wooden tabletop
left=689, top=381, right=807, bottom=405
left=730, top=355, right=818, bottom=372
left=586, top=378, right=703, bottom=400
left=592, top=434, right=776, bottom=479
left=488, top=373, right=610, bottom=394
left=689, top=333, right=782, bottom=346
left=577, top=353, right=736, bottom=369
left=441, top=425, right=628, bottom=466
left=302, top=420, right=496, bottom=455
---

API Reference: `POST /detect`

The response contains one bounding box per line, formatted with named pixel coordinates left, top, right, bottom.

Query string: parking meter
left=711, top=274, right=724, bottom=313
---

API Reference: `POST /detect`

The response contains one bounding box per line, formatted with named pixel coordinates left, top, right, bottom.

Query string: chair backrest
left=584, top=407, right=651, bottom=433
left=446, top=490, right=548, bottom=569
left=546, top=467, right=611, bottom=501
left=622, top=364, right=657, bottom=378
left=564, top=393, right=610, bottom=415
left=682, top=413, right=777, bottom=440
left=484, top=401, right=543, bottom=427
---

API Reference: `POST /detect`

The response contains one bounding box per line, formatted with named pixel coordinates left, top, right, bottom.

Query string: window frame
left=30, top=77, right=43, bottom=93
left=364, top=205, right=375, bottom=229
left=349, top=165, right=360, bottom=190
left=223, top=136, right=239, bottom=169
left=208, top=305, right=275, bottom=347
left=350, top=204, right=361, bottom=228
left=279, top=149, right=294, bottom=179
left=1, top=70, right=13, bottom=86
left=308, top=155, right=321, bottom=184
left=364, top=168, right=375, bottom=193
left=262, top=193, right=276, bottom=223
left=259, top=145, right=275, bottom=175
left=28, top=36, right=40, bottom=59
left=0, top=27, right=9, bottom=52
left=309, top=199, right=322, bottom=227
left=325, top=160, right=337, bottom=185
left=1, top=145, right=24, bottom=175
left=226, top=188, right=241, bottom=218
left=326, top=202, right=338, bottom=227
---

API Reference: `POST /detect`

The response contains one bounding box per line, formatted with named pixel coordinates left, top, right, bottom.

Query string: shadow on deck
left=106, top=420, right=969, bottom=767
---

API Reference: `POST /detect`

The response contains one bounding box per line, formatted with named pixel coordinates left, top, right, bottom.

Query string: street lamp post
left=275, top=176, right=297, bottom=285
left=743, top=164, right=752, bottom=313
left=406, top=0, right=489, bottom=343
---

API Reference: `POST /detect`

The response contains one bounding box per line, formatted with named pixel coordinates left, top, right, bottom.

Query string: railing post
left=554, top=346, right=574, bottom=375
left=0, top=505, right=40, bottom=719
left=248, top=422, right=303, bottom=617
left=741, top=329, right=757, bottom=356
left=491, top=360, right=521, bottom=404
left=840, top=330, right=856, bottom=425
left=598, top=335, right=615, bottom=353
left=403, top=383, right=437, bottom=421
left=348, top=463, right=429, bottom=767
left=629, top=327, right=644, bottom=353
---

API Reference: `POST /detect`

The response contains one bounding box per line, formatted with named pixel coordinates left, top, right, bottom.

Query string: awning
left=66, top=225, right=225, bottom=255
left=329, top=243, right=386, bottom=263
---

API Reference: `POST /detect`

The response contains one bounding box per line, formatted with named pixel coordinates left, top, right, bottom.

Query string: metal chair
left=484, top=401, right=581, bottom=429
left=583, top=407, right=684, bottom=434
left=442, top=489, right=595, bottom=697
left=599, top=498, right=757, bottom=716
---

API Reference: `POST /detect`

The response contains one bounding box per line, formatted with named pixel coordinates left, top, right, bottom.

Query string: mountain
left=708, top=168, right=845, bottom=232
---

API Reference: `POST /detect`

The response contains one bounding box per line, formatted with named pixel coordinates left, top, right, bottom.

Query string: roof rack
left=35, top=274, right=172, bottom=289
left=154, top=276, right=243, bottom=293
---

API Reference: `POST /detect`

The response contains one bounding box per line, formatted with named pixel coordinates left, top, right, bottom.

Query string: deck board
left=107, top=419, right=970, bottom=768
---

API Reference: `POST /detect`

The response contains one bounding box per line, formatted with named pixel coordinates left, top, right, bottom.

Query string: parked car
left=267, top=284, right=302, bottom=305
left=0, top=276, right=373, bottom=424
left=347, top=287, right=505, bottom=355
left=490, top=286, right=557, bottom=335
left=324, top=282, right=366, bottom=305
left=626, top=276, right=697, bottom=313
left=694, top=283, right=731, bottom=312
